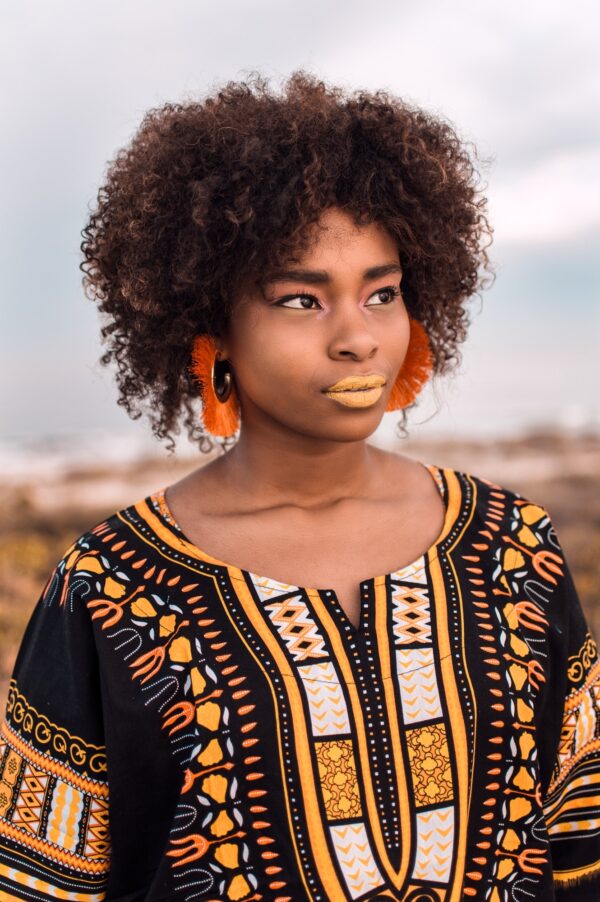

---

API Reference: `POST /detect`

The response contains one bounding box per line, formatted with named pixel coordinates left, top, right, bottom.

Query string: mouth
left=323, top=374, right=387, bottom=392
left=322, top=374, right=387, bottom=408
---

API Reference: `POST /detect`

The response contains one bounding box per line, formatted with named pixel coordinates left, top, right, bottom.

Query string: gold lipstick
left=323, top=374, right=386, bottom=408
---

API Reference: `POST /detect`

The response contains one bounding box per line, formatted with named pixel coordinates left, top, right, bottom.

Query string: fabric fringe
left=190, top=334, right=240, bottom=437
left=385, top=317, right=433, bottom=411
left=553, top=855, right=600, bottom=889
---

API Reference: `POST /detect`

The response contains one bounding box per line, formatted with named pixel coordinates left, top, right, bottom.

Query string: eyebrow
left=263, top=262, right=403, bottom=285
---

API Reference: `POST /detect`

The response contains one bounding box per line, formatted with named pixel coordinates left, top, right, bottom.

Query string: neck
left=218, top=426, right=385, bottom=511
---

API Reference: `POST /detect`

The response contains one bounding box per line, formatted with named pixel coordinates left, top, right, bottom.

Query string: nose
left=327, top=299, right=379, bottom=360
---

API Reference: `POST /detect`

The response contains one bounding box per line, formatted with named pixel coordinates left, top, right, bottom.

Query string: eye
left=273, top=294, right=321, bottom=310
left=365, top=286, right=402, bottom=306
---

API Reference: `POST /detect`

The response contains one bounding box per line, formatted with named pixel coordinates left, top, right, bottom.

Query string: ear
left=212, top=320, right=233, bottom=359
left=211, top=332, right=227, bottom=358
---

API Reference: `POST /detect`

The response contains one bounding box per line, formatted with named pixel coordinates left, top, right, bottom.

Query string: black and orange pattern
left=0, top=465, right=599, bottom=901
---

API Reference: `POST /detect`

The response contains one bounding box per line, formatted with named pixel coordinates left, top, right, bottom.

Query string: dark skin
left=166, top=207, right=446, bottom=628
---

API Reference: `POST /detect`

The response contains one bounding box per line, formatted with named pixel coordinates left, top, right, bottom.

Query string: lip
left=323, top=374, right=387, bottom=392
left=323, top=385, right=385, bottom=408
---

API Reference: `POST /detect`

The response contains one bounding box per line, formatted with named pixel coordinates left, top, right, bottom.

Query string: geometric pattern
left=315, top=739, right=362, bottom=819
left=0, top=719, right=109, bottom=868
left=260, top=586, right=330, bottom=663
left=405, top=723, right=453, bottom=807
left=396, top=647, right=443, bottom=724
left=329, top=821, right=387, bottom=899
left=8, top=763, right=49, bottom=835
left=391, top=581, right=432, bottom=645
left=412, top=805, right=454, bottom=882
left=299, top=661, right=352, bottom=735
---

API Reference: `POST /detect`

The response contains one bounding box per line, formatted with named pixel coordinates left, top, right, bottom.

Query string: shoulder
left=42, top=490, right=166, bottom=611
left=434, top=462, right=563, bottom=565
left=439, top=463, right=552, bottom=524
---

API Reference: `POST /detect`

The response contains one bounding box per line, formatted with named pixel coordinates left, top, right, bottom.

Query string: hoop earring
left=189, top=334, right=241, bottom=438
left=385, top=317, right=433, bottom=411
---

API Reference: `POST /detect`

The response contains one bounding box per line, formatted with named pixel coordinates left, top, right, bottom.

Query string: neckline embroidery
left=147, top=461, right=459, bottom=635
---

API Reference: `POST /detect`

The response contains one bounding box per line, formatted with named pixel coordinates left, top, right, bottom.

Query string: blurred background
left=1, top=0, right=599, bottom=710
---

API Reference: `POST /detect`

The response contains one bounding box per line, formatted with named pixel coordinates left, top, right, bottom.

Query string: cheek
left=386, top=309, right=411, bottom=366
left=229, top=319, right=311, bottom=398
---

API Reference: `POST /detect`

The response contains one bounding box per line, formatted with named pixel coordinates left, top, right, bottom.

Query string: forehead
left=232, top=208, right=401, bottom=307
left=299, top=208, right=398, bottom=259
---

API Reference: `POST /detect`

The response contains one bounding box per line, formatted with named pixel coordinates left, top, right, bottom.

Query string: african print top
left=1, top=463, right=600, bottom=902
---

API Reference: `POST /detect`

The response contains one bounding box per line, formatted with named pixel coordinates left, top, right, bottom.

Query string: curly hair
left=80, top=69, right=494, bottom=453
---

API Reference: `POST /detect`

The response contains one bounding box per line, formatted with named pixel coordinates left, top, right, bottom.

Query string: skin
left=166, top=207, right=446, bottom=628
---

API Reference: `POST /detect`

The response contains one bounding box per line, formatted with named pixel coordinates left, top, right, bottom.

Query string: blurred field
left=1, top=429, right=599, bottom=715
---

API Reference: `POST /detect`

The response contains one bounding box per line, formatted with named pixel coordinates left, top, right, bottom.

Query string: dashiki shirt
left=1, top=464, right=600, bottom=902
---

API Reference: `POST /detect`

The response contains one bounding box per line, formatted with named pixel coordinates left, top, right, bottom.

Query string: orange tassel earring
left=189, top=334, right=241, bottom=438
left=385, top=317, right=433, bottom=411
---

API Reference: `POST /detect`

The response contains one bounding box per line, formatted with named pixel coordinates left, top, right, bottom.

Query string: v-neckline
left=146, top=461, right=459, bottom=636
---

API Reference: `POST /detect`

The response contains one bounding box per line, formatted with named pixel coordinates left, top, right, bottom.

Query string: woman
left=0, top=72, right=598, bottom=902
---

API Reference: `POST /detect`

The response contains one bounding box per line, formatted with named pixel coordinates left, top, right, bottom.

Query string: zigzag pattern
left=10, top=763, right=48, bottom=835
left=85, top=796, right=111, bottom=857
left=299, top=661, right=351, bottom=735
left=390, top=557, right=428, bottom=586
left=412, top=805, right=454, bottom=882
left=396, top=648, right=443, bottom=724
left=329, top=821, right=386, bottom=897
left=260, top=588, right=329, bottom=662
left=391, top=585, right=432, bottom=645
left=250, top=574, right=301, bottom=601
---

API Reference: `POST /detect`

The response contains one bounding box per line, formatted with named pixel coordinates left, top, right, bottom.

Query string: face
left=217, top=206, right=411, bottom=444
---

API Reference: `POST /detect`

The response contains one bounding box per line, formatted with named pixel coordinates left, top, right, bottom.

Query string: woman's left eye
left=365, top=286, right=402, bottom=306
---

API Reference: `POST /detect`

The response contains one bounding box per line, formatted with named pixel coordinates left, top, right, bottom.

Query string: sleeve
left=536, top=513, right=600, bottom=900
left=0, top=536, right=111, bottom=901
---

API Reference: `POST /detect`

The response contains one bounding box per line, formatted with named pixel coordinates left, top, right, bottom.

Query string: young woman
left=1, top=72, right=598, bottom=902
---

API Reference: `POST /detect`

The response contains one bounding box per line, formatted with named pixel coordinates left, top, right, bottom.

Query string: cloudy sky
left=1, top=0, right=598, bottom=452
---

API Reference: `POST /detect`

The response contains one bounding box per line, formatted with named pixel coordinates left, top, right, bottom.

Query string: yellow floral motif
left=190, top=666, right=207, bottom=695
left=496, top=858, right=516, bottom=879
left=75, top=555, right=104, bottom=573
left=131, top=597, right=157, bottom=618
left=405, top=723, right=453, bottom=806
left=517, top=699, right=534, bottom=723
left=508, top=662, right=527, bottom=691
left=197, top=737, right=224, bottom=766
left=104, top=576, right=127, bottom=599
left=201, top=772, right=228, bottom=804
left=519, top=503, right=546, bottom=525
left=503, top=548, right=525, bottom=571
left=227, top=873, right=252, bottom=900
left=501, top=828, right=521, bottom=851
left=509, top=796, right=532, bottom=820
left=509, top=632, right=529, bottom=657
left=169, top=636, right=192, bottom=662
left=196, top=701, right=221, bottom=731
left=518, top=732, right=535, bottom=760
left=210, top=809, right=234, bottom=837
left=214, top=841, right=239, bottom=868
left=64, top=547, right=79, bottom=570
left=512, top=766, right=535, bottom=791
left=159, top=614, right=177, bottom=637
left=517, top=525, right=539, bottom=548
left=315, top=739, right=362, bottom=819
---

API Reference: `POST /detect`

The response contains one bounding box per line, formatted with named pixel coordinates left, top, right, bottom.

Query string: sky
left=1, top=0, right=599, bottom=454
